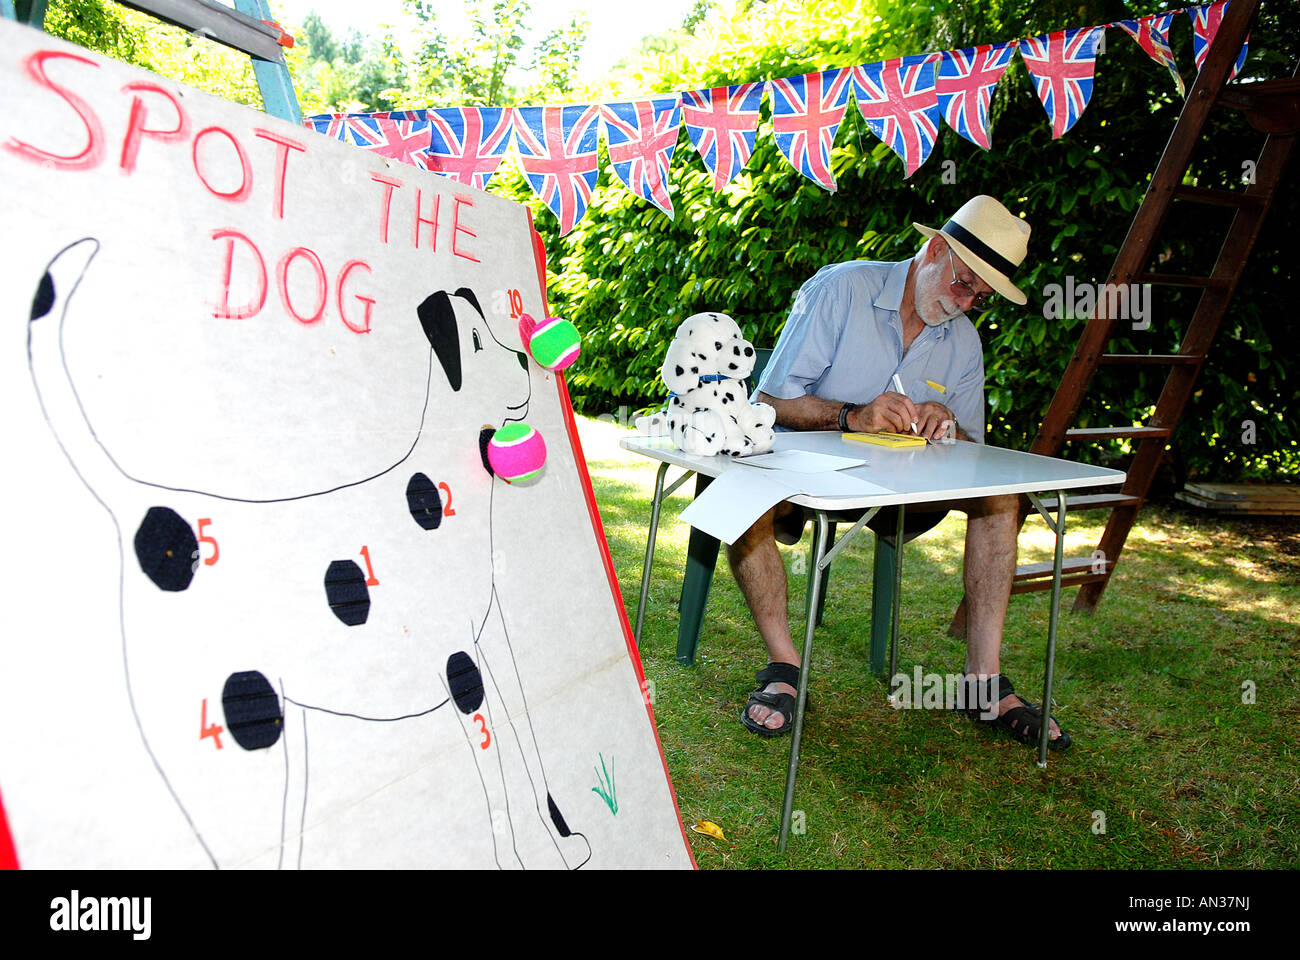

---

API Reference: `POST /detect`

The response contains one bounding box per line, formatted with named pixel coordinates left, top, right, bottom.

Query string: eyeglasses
left=947, top=248, right=994, bottom=310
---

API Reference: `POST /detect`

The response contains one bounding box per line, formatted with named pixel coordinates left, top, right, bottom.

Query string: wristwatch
left=837, top=402, right=853, bottom=432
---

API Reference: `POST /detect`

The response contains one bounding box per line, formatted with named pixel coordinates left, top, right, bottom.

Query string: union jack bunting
left=600, top=96, right=682, bottom=217
left=1018, top=26, right=1105, bottom=140
left=304, top=113, right=433, bottom=168
left=681, top=83, right=765, bottom=192
left=513, top=104, right=602, bottom=236
left=852, top=54, right=941, bottom=178
left=769, top=68, right=853, bottom=192
left=1191, top=1, right=1249, bottom=81
left=936, top=42, right=1016, bottom=150
left=424, top=107, right=515, bottom=191
left=1116, top=13, right=1184, bottom=96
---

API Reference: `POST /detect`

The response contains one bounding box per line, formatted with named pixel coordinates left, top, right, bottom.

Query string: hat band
left=942, top=219, right=1019, bottom=278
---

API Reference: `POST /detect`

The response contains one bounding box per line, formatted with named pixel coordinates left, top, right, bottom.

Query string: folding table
left=622, top=430, right=1125, bottom=850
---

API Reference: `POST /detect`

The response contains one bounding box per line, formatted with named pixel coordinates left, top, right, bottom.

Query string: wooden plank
left=1175, top=494, right=1300, bottom=516
left=1184, top=482, right=1300, bottom=502
left=116, top=0, right=286, bottom=62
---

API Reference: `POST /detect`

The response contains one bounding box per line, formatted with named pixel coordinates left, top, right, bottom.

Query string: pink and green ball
left=528, top=317, right=581, bottom=371
left=488, top=423, right=547, bottom=483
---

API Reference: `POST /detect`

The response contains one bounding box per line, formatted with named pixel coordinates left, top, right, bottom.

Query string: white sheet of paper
left=804, top=472, right=896, bottom=497
left=741, top=450, right=867, bottom=472
left=680, top=469, right=803, bottom=544
left=679, top=467, right=898, bottom=543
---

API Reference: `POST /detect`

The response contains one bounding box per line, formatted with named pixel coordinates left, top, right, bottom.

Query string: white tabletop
left=621, top=432, right=1125, bottom=511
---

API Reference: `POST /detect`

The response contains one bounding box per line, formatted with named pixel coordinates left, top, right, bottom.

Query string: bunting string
left=305, top=1, right=1250, bottom=235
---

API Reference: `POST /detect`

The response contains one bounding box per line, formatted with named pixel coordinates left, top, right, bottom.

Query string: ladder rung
left=1172, top=185, right=1267, bottom=208
left=118, top=0, right=287, bottom=62
left=1011, top=572, right=1110, bottom=595
left=1065, top=426, right=1172, bottom=440
left=1036, top=493, right=1141, bottom=512
left=1132, top=272, right=1231, bottom=289
left=1099, top=353, right=1202, bottom=365
left=1013, top=555, right=1111, bottom=582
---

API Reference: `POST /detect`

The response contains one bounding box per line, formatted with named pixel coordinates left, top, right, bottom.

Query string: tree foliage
left=497, top=0, right=1298, bottom=481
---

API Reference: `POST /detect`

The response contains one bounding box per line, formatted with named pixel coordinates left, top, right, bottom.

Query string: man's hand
left=913, top=401, right=956, bottom=442
left=846, top=392, right=918, bottom=434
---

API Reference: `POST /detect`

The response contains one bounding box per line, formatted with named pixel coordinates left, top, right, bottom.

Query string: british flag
left=936, top=43, right=1016, bottom=150
left=682, top=83, right=765, bottom=192
left=1018, top=26, right=1105, bottom=140
left=1116, top=14, right=1184, bottom=96
left=768, top=68, right=853, bottom=192
left=851, top=55, right=941, bottom=178
left=513, top=104, right=602, bottom=236
left=600, top=96, right=682, bottom=217
left=1192, top=1, right=1249, bottom=81
left=304, top=113, right=433, bottom=168
left=424, top=107, right=515, bottom=191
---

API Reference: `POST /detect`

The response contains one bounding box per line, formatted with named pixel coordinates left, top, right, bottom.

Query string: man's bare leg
left=726, top=503, right=800, bottom=731
left=960, top=493, right=1062, bottom=740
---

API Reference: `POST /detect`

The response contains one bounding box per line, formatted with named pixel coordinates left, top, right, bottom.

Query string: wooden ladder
left=952, top=0, right=1298, bottom=633
left=2, top=0, right=302, bottom=123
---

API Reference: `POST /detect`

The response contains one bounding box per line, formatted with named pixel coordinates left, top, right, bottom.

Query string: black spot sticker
left=134, top=507, right=198, bottom=592
left=447, top=651, right=484, bottom=714
left=222, top=671, right=283, bottom=750
left=324, top=560, right=370, bottom=625
left=31, top=272, right=54, bottom=321
left=417, top=291, right=462, bottom=391
left=479, top=427, right=495, bottom=476
left=547, top=793, right=572, bottom=837
left=406, top=472, right=442, bottom=530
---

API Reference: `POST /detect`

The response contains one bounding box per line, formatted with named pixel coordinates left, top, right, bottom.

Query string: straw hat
left=914, top=195, right=1031, bottom=305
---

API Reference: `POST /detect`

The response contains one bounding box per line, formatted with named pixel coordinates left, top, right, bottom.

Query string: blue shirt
left=757, top=259, right=986, bottom=443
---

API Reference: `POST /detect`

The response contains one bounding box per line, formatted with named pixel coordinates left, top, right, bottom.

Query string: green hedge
left=497, top=0, right=1298, bottom=481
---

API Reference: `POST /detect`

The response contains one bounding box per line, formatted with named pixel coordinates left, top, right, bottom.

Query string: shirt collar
left=874, top=259, right=911, bottom=313
left=875, top=258, right=957, bottom=340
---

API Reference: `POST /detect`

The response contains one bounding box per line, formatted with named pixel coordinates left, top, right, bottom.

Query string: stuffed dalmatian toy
left=637, top=312, right=776, bottom=457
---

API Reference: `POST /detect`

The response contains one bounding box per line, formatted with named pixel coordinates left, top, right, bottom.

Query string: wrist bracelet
left=837, top=402, right=853, bottom=432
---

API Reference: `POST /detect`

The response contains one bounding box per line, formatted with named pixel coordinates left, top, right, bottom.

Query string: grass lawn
left=575, top=415, right=1300, bottom=869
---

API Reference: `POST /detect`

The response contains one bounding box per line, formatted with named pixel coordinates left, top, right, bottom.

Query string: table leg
left=633, top=461, right=671, bottom=646
left=1034, top=489, right=1068, bottom=769
left=887, top=503, right=906, bottom=682
left=779, top=510, right=831, bottom=852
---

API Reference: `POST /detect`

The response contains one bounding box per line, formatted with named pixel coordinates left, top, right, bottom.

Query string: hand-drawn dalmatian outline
left=26, top=237, right=590, bottom=869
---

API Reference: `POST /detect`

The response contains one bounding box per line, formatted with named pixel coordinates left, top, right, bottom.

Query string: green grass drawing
left=592, top=753, right=617, bottom=815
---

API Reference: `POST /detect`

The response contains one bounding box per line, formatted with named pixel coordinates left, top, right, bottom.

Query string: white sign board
left=0, top=18, right=692, bottom=869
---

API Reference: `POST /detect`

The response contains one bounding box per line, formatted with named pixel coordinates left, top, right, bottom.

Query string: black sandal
left=969, top=674, right=1072, bottom=752
left=739, top=662, right=807, bottom=738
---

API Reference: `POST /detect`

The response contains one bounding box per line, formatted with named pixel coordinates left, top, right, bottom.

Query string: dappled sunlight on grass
left=573, top=415, right=1300, bottom=868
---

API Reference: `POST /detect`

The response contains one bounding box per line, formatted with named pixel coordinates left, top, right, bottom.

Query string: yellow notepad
left=842, top=431, right=927, bottom=448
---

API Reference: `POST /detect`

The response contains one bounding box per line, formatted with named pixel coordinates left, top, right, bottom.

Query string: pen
left=890, top=373, right=919, bottom=435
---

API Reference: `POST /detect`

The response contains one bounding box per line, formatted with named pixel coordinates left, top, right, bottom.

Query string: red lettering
left=192, top=126, right=252, bottom=202
left=210, top=228, right=267, bottom=319
left=277, top=247, right=327, bottom=325
left=452, top=195, right=480, bottom=263
left=3, top=50, right=104, bottom=170
left=413, top=188, right=439, bottom=251
left=254, top=128, right=305, bottom=220
left=370, top=173, right=403, bottom=244
left=337, top=260, right=375, bottom=334
left=119, top=82, right=188, bottom=174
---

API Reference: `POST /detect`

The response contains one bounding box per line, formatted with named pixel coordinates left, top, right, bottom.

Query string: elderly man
left=730, top=195, right=1069, bottom=751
